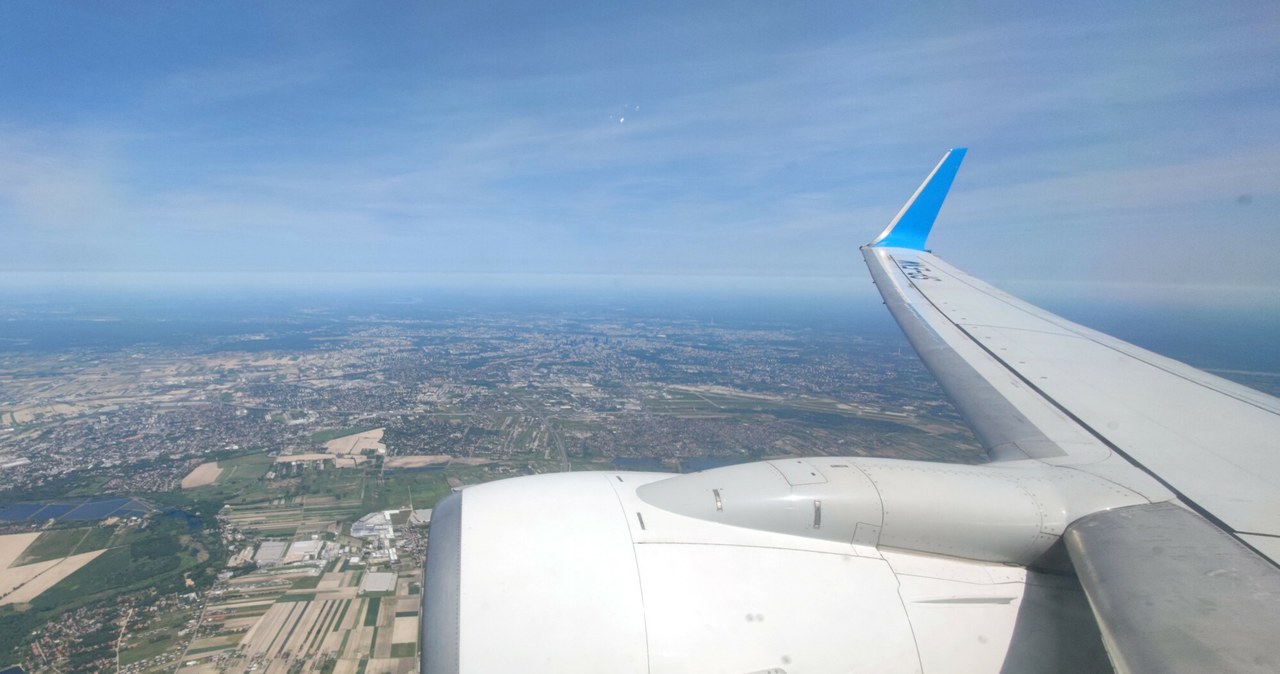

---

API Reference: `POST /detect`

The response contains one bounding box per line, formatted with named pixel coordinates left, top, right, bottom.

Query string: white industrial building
left=284, top=539, right=323, bottom=563
left=351, top=511, right=395, bottom=539
left=254, top=541, right=289, bottom=566
left=359, top=571, right=397, bottom=594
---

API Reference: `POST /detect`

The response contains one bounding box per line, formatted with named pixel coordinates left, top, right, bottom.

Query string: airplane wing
left=864, top=149, right=1280, bottom=545
left=863, top=149, right=1280, bottom=673
left=422, top=151, right=1280, bottom=674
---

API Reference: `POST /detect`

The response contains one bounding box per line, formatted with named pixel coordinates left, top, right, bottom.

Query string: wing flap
left=1065, top=503, right=1280, bottom=674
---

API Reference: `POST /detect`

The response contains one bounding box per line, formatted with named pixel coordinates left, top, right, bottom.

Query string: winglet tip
left=869, top=148, right=967, bottom=250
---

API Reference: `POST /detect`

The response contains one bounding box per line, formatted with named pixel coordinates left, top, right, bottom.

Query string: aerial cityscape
left=1, top=283, right=1274, bottom=673
left=0, top=288, right=988, bottom=673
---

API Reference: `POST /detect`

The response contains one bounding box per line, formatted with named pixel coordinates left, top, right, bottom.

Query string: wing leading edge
left=863, top=151, right=1280, bottom=673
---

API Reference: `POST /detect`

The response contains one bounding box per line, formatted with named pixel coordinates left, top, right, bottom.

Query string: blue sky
left=1, top=2, right=1278, bottom=299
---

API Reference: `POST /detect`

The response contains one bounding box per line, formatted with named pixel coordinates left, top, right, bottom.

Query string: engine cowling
left=422, top=459, right=1126, bottom=673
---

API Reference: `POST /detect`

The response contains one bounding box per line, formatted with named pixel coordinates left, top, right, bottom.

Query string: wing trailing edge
left=868, top=147, right=967, bottom=250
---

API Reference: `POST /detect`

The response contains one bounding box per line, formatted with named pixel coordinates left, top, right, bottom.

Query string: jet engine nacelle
left=636, top=457, right=1146, bottom=566
left=422, top=458, right=1138, bottom=673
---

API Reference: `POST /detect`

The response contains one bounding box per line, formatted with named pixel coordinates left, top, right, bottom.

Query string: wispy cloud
left=0, top=126, right=133, bottom=232
left=0, top=2, right=1276, bottom=294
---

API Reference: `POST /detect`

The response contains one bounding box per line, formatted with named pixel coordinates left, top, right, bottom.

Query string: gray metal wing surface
left=863, top=149, right=1280, bottom=673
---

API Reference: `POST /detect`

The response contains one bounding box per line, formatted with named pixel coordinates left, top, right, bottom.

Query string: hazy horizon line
left=1, top=271, right=1278, bottom=310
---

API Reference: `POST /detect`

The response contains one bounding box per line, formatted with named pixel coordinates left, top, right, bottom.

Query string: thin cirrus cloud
left=0, top=2, right=1276, bottom=300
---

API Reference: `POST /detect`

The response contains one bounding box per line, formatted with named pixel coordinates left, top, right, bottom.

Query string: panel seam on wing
left=606, top=474, right=654, bottom=674
left=929, top=257, right=1280, bottom=415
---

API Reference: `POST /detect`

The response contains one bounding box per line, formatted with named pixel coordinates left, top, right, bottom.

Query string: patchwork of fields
left=164, top=559, right=420, bottom=673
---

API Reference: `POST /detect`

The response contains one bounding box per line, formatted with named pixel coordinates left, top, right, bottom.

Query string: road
left=173, top=594, right=212, bottom=670
left=115, top=607, right=133, bottom=673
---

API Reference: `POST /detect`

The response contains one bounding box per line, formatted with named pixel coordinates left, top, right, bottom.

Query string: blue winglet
left=868, top=148, right=966, bottom=250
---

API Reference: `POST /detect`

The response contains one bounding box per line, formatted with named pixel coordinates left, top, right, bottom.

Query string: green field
left=298, top=468, right=366, bottom=504
left=360, top=472, right=451, bottom=512
left=14, top=526, right=116, bottom=566
left=292, top=575, right=322, bottom=590
left=31, top=520, right=202, bottom=611
left=182, top=451, right=276, bottom=504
